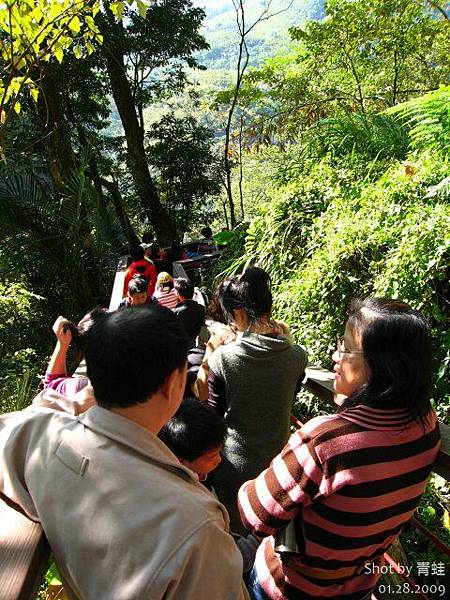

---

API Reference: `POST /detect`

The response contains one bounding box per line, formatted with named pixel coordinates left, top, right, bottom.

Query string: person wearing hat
left=152, top=272, right=179, bottom=310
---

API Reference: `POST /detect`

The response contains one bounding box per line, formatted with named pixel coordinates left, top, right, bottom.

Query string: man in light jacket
left=0, top=305, right=249, bottom=600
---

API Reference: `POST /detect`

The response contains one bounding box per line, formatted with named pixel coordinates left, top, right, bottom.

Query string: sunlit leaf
left=69, top=15, right=81, bottom=34
left=54, top=47, right=63, bottom=63
left=137, top=0, right=147, bottom=18
left=443, top=510, right=450, bottom=532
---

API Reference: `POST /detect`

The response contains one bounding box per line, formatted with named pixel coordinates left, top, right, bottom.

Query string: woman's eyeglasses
left=335, top=338, right=364, bottom=359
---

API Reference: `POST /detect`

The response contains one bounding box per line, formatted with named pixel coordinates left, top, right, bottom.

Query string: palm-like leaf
left=0, top=171, right=60, bottom=241
left=386, top=86, right=450, bottom=155
left=301, top=111, right=409, bottom=160
left=0, top=163, right=124, bottom=313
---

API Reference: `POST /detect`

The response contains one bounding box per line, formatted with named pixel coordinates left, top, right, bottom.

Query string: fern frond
left=386, top=86, right=450, bottom=155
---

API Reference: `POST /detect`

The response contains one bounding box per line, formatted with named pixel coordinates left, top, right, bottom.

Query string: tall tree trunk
left=100, top=176, right=140, bottom=247
left=238, top=112, right=245, bottom=221
left=99, top=20, right=176, bottom=245
left=37, top=63, right=77, bottom=195
left=67, top=99, right=139, bottom=248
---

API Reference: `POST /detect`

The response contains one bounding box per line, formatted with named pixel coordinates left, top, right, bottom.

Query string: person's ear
left=160, top=362, right=187, bottom=411
left=232, top=308, right=248, bottom=330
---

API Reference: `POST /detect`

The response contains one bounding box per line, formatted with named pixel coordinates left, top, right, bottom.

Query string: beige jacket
left=0, top=391, right=250, bottom=600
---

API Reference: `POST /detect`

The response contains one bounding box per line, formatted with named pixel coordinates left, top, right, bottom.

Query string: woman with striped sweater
left=238, top=298, right=441, bottom=600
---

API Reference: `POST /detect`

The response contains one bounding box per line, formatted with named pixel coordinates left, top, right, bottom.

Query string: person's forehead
left=203, top=446, right=223, bottom=457
left=344, top=322, right=362, bottom=346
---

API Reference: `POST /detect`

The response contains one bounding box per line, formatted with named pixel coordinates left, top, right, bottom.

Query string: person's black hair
left=130, top=245, right=144, bottom=261
left=85, top=305, right=189, bottom=409
left=166, top=240, right=183, bottom=263
left=208, top=285, right=227, bottom=323
left=174, top=277, right=194, bottom=300
left=159, top=396, right=226, bottom=461
left=340, top=298, right=432, bottom=424
left=150, top=243, right=160, bottom=259
left=201, top=226, right=212, bottom=239
left=128, top=275, right=148, bottom=296
left=215, top=266, right=272, bottom=327
left=62, top=307, right=109, bottom=353
left=142, top=232, right=153, bottom=244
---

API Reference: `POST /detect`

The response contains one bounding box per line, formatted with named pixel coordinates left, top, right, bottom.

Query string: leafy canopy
left=0, top=0, right=150, bottom=149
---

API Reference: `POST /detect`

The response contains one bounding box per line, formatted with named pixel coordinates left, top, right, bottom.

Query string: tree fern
left=386, top=86, right=450, bottom=155
left=301, top=111, right=409, bottom=160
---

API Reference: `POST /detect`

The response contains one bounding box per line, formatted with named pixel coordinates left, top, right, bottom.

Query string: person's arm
left=147, top=263, right=157, bottom=297
left=295, top=370, right=306, bottom=396
left=45, top=317, right=93, bottom=398
left=193, top=362, right=210, bottom=401
left=32, top=387, right=95, bottom=415
left=123, top=269, right=131, bottom=297
left=154, top=518, right=250, bottom=600
left=46, top=316, right=72, bottom=378
left=238, top=428, right=323, bottom=538
left=207, top=369, right=228, bottom=416
left=193, top=330, right=227, bottom=401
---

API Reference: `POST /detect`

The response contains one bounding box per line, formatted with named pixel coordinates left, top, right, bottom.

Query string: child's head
left=201, top=226, right=212, bottom=239
left=140, top=243, right=153, bottom=258
left=159, top=397, right=226, bottom=476
left=128, top=275, right=148, bottom=306
left=150, top=243, right=160, bottom=259
left=130, top=245, right=145, bottom=262
left=157, top=271, right=174, bottom=290
left=174, top=277, right=194, bottom=301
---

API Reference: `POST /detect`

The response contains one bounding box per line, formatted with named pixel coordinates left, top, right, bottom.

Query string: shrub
left=0, top=282, right=48, bottom=412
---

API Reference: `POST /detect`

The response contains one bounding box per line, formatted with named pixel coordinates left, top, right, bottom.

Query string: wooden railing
left=1, top=260, right=449, bottom=599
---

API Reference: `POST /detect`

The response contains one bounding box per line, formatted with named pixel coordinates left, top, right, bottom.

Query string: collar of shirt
left=78, top=406, right=198, bottom=481
left=338, top=405, right=429, bottom=430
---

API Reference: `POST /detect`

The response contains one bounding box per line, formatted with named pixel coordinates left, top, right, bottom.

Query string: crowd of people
left=0, top=233, right=442, bottom=599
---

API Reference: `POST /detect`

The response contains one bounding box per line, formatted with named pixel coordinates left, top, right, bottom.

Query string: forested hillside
left=194, top=0, right=324, bottom=69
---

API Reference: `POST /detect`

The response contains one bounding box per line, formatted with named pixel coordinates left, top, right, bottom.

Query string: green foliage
left=291, top=0, right=449, bottom=111
left=206, top=225, right=248, bottom=284
left=0, top=282, right=47, bottom=412
left=401, top=475, right=450, bottom=580
left=0, top=0, right=103, bottom=134
left=387, top=86, right=450, bottom=155
left=227, top=149, right=450, bottom=414
left=195, top=0, right=324, bottom=71
left=225, top=0, right=449, bottom=147
left=0, top=163, right=122, bottom=315
left=146, top=114, right=222, bottom=235
left=241, top=158, right=339, bottom=279
left=302, top=112, right=409, bottom=160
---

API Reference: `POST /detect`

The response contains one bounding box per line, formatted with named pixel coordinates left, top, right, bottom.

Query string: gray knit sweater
left=208, top=332, right=308, bottom=478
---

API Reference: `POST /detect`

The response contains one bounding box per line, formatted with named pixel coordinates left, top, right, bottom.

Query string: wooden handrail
left=0, top=496, right=50, bottom=600
left=108, top=255, right=128, bottom=310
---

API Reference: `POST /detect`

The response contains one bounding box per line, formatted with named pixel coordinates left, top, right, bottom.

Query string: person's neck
left=111, top=395, right=169, bottom=435
left=246, top=319, right=276, bottom=336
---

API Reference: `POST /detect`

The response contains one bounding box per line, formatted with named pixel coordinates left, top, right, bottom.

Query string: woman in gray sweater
left=204, top=267, right=308, bottom=533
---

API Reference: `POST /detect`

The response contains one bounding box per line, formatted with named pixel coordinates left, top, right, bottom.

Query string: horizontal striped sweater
left=153, top=287, right=179, bottom=310
left=238, top=406, right=440, bottom=600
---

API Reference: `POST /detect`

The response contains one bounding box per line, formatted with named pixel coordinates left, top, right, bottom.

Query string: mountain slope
left=193, top=0, right=324, bottom=70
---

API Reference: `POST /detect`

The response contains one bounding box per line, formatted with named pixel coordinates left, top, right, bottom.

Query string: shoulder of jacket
left=300, top=413, right=348, bottom=442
